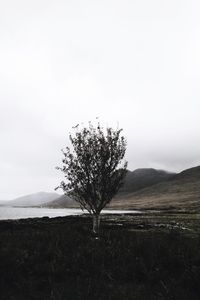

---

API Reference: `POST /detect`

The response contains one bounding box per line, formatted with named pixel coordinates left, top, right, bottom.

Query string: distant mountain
left=111, top=166, right=200, bottom=211
left=7, top=165, right=200, bottom=211
left=45, top=168, right=175, bottom=208
left=118, top=168, right=175, bottom=194
left=7, top=192, right=60, bottom=207
left=43, top=194, right=78, bottom=208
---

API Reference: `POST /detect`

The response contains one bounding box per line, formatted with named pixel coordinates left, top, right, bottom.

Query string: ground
left=0, top=212, right=200, bottom=299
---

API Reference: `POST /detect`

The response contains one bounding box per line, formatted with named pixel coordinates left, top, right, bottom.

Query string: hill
left=111, top=166, right=200, bottom=211
left=7, top=166, right=200, bottom=211
left=171, top=165, right=200, bottom=181
left=45, top=168, right=175, bottom=208
left=119, top=168, right=175, bottom=194
left=43, top=194, right=78, bottom=208
left=7, top=192, right=60, bottom=207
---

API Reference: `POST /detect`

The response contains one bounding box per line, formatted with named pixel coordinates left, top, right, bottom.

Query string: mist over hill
left=6, top=192, right=60, bottom=207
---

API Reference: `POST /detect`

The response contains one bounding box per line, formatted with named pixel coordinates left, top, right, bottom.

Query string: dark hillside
left=171, top=166, right=200, bottom=181
left=112, top=166, right=200, bottom=211
left=44, top=165, right=200, bottom=211
left=46, top=168, right=175, bottom=208
left=44, top=194, right=79, bottom=208
left=119, top=168, right=175, bottom=194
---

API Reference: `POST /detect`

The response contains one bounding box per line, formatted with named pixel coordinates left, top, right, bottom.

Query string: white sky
left=1, top=0, right=200, bottom=199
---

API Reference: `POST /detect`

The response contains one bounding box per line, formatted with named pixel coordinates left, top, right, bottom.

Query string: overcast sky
left=1, top=0, right=200, bottom=199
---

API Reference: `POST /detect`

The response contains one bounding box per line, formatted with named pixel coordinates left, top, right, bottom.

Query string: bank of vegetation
left=0, top=212, right=200, bottom=299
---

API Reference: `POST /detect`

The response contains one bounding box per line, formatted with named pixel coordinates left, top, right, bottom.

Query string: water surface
left=0, top=206, right=140, bottom=220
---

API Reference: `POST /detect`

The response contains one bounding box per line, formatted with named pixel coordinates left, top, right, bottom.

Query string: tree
left=56, top=122, right=127, bottom=235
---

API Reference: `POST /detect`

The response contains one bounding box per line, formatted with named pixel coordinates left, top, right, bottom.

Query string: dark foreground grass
left=0, top=213, right=200, bottom=300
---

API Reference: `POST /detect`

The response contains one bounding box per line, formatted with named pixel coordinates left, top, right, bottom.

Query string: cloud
left=0, top=0, right=200, bottom=198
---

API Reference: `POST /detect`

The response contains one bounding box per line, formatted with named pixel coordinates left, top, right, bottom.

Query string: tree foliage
left=56, top=123, right=127, bottom=232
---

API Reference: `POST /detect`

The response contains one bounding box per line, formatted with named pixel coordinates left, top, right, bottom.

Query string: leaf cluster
left=57, top=123, right=127, bottom=215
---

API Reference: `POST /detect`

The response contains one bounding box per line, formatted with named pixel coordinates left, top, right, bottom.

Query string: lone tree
left=56, top=123, right=127, bottom=235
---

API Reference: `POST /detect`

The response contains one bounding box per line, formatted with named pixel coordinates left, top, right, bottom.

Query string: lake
left=0, top=206, right=140, bottom=220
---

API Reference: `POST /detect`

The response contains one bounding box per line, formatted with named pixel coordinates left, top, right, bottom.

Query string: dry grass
left=109, top=179, right=200, bottom=211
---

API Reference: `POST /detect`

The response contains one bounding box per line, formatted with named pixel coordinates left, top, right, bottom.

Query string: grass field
left=0, top=212, right=200, bottom=299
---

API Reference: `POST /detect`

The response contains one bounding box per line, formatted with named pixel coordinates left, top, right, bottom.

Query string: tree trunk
left=92, top=214, right=100, bottom=235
